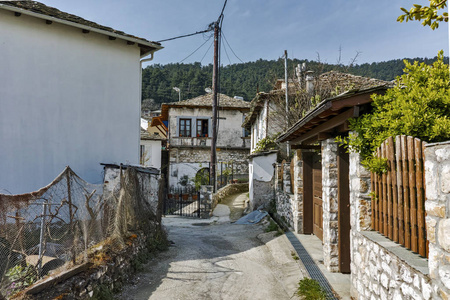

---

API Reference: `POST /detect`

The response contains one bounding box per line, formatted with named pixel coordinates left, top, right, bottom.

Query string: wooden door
left=312, top=153, right=323, bottom=241
left=338, top=146, right=351, bottom=273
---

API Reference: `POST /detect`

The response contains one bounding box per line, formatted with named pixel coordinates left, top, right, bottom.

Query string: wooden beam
left=291, top=107, right=355, bottom=144
left=317, top=132, right=332, bottom=141
left=330, top=91, right=383, bottom=111
left=291, top=145, right=320, bottom=150
left=127, top=41, right=135, bottom=45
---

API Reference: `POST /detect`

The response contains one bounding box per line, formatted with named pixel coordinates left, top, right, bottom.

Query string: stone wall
left=212, top=183, right=248, bottom=211
left=349, top=141, right=450, bottom=300
left=169, top=148, right=249, bottom=187
left=21, top=229, right=167, bottom=299
left=321, top=138, right=339, bottom=272
left=272, top=154, right=304, bottom=233
left=424, top=141, right=450, bottom=299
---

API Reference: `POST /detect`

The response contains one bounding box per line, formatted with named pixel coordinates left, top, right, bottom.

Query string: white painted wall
left=140, top=140, right=162, bottom=169
left=248, top=152, right=277, bottom=205
left=169, top=107, right=247, bottom=148
left=0, top=10, right=142, bottom=193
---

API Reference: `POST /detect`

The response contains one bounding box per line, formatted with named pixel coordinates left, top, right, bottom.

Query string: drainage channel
left=285, top=231, right=338, bottom=300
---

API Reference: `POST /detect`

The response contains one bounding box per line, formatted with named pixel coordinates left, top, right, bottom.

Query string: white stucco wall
left=140, top=140, right=162, bottom=169
left=169, top=107, right=247, bottom=148
left=0, top=10, right=143, bottom=193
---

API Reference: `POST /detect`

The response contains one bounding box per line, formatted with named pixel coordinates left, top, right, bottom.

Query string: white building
left=0, top=1, right=162, bottom=193
left=158, top=94, right=250, bottom=188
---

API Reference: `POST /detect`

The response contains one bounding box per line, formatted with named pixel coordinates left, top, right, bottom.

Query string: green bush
left=296, top=278, right=327, bottom=300
left=340, top=50, right=450, bottom=173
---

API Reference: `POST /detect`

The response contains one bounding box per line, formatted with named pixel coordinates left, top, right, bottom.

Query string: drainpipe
left=139, top=51, right=156, bottom=163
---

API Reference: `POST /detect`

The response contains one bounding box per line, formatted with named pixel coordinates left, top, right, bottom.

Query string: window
left=179, top=119, right=191, bottom=137
left=196, top=119, right=209, bottom=137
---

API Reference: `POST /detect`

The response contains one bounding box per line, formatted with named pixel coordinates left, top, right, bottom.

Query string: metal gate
left=163, top=187, right=203, bottom=218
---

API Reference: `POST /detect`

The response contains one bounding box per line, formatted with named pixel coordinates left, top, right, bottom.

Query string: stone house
left=159, top=93, right=251, bottom=188
left=0, top=1, right=162, bottom=193
left=275, top=84, right=450, bottom=299
left=242, top=91, right=282, bottom=210
left=243, top=71, right=388, bottom=211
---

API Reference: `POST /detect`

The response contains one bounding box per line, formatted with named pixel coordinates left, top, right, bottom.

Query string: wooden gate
left=312, top=153, right=323, bottom=241
left=303, top=151, right=323, bottom=241
left=371, top=136, right=427, bottom=258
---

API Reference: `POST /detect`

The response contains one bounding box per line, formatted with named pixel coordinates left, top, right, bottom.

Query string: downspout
left=139, top=51, right=156, bottom=164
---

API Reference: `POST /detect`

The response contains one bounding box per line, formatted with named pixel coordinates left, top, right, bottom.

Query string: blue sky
left=42, top=0, right=448, bottom=67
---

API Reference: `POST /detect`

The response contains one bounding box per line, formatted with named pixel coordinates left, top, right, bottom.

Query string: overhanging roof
left=0, top=1, right=162, bottom=56
left=277, top=85, right=389, bottom=145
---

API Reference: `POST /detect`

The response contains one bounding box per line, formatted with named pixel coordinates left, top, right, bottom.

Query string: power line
left=179, top=35, right=213, bottom=63
left=156, top=28, right=213, bottom=43
left=222, top=31, right=244, bottom=63
left=200, top=40, right=214, bottom=64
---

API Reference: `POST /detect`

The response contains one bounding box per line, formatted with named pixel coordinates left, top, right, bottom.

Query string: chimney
left=306, top=70, right=314, bottom=94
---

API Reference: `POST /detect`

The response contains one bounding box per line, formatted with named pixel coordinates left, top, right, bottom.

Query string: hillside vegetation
left=142, top=56, right=446, bottom=107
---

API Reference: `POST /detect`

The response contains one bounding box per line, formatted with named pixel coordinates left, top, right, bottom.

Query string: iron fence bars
left=163, top=187, right=202, bottom=218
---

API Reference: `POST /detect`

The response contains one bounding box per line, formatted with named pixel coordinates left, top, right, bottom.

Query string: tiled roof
left=166, top=93, right=251, bottom=109
left=0, top=1, right=161, bottom=49
left=242, top=71, right=391, bottom=129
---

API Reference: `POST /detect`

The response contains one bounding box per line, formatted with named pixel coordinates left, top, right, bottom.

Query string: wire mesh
left=0, top=165, right=160, bottom=299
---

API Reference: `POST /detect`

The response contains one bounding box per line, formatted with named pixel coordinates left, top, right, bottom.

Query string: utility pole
left=284, top=50, right=290, bottom=158
left=210, top=21, right=220, bottom=192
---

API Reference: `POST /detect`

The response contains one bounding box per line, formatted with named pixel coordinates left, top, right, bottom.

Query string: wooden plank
left=302, top=152, right=314, bottom=234
left=338, top=147, right=351, bottom=273
left=371, top=172, right=376, bottom=230
left=377, top=148, right=383, bottom=234
left=408, top=136, right=418, bottom=253
left=401, top=135, right=411, bottom=249
left=381, top=142, right=388, bottom=236
left=415, top=138, right=426, bottom=257
left=386, top=139, right=393, bottom=239
left=396, top=136, right=405, bottom=246
left=291, top=108, right=355, bottom=144
left=387, top=136, right=398, bottom=242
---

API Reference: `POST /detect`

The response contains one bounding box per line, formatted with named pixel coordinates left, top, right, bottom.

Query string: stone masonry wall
left=424, top=141, right=450, bottom=299
left=273, top=154, right=303, bottom=233
left=349, top=142, right=450, bottom=300
left=321, top=138, right=339, bottom=272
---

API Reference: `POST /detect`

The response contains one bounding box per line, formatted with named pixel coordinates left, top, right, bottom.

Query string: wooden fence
left=371, top=136, right=427, bottom=258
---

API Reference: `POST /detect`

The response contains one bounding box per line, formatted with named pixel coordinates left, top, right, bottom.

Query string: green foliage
left=254, top=136, right=278, bottom=153
left=5, top=264, right=38, bottom=296
left=265, top=220, right=279, bottom=232
left=92, top=284, right=114, bottom=300
left=192, top=167, right=210, bottom=189
left=296, top=278, right=327, bottom=300
left=340, top=51, right=450, bottom=173
left=398, top=0, right=448, bottom=30
left=141, top=57, right=448, bottom=107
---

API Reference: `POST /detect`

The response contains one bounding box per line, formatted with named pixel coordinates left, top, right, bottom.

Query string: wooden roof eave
left=277, top=85, right=387, bottom=144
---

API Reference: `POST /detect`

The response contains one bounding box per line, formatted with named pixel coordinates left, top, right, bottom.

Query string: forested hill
left=141, top=56, right=445, bottom=107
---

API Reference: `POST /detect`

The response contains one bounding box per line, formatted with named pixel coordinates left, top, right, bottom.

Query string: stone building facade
left=160, top=94, right=250, bottom=188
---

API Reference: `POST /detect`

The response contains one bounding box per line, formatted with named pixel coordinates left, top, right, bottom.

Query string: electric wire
left=179, top=35, right=213, bottom=63
left=200, top=40, right=214, bottom=64
left=222, top=31, right=244, bottom=63
left=156, top=28, right=212, bottom=43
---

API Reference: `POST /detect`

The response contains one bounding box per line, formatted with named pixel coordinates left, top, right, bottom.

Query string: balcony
left=170, top=137, right=211, bottom=147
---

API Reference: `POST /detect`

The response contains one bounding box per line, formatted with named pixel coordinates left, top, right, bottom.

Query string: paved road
left=115, top=193, right=304, bottom=300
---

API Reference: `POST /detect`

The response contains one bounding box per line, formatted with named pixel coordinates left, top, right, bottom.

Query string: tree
left=342, top=51, right=450, bottom=172
left=398, top=0, right=448, bottom=30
